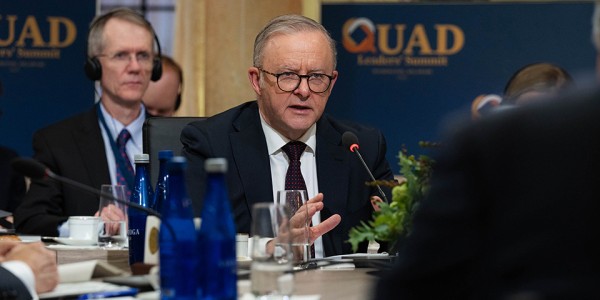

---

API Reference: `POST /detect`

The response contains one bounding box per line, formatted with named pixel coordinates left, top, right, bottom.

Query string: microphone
left=10, top=157, right=176, bottom=239
left=342, top=131, right=389, bottom=203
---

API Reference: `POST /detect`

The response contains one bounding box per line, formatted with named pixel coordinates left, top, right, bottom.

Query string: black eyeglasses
left=257, top=68, right=333, bottom=93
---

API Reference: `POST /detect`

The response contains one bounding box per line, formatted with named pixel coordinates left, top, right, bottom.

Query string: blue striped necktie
left=115, top=129, right=134, bottom=197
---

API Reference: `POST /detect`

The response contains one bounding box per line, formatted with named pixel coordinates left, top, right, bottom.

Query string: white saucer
left=237, top=256, right=252, bottom=268
left=53, top=237, right=97, bottom=246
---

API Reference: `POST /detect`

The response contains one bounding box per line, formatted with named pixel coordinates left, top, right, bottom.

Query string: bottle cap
left=205, top=158, right=227, bottom=173
left=158, top=150, right=174, bottom=160
left=134, top=153, right=150, bottom=163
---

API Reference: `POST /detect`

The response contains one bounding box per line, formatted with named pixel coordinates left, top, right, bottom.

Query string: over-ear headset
left=174, top=72, right=182, bottom=111
left=84, top=9, right=162, bottom=82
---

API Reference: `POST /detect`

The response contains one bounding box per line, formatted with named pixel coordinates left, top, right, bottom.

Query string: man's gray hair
left=252, top=14, right=337, bottom=70
left=87, top=8, right=155, bottom=57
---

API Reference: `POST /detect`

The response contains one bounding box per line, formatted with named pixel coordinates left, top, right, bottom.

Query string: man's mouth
left=289, top=105, right=310, bottom=111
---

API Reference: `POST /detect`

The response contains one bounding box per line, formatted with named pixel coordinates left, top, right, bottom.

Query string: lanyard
left=96, top=103, right=135, bottom=189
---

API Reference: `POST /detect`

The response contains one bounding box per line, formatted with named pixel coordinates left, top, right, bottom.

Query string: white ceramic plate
left=52, top=237, right=97, bottom=246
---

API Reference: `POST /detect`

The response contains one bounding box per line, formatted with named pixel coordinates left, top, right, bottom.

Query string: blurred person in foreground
left=143, top=55, right=183, bottom=116
left=0, top=241, right=58, bottom=299
left=375, top=5, right=600, bottom=300
left=182, top=14, right=393, bottom=257
left=0, top=80, right=27, bottom=229
left=0, top=145, right=26, bottom=229
left=14, top=8, right=160, bottom=236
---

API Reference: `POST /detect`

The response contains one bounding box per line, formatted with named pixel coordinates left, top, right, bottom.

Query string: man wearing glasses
left=15, top=8, right=160, bottom=236
left=182, top=14, right=394, bottom=257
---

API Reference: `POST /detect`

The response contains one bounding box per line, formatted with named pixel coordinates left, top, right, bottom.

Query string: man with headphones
left=14, top=8, right=162, bottom=236
left=143, top=55, right=183, bottom=117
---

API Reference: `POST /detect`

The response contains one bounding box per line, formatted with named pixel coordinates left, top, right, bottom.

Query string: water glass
left=250, top=203, right=294, bottom=298
left=98, top=184, right=128, bottom=248
left=277, top=190, right=311, bottom=263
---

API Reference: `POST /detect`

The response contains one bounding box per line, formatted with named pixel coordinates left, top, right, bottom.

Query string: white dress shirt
left=98, top=102, right=145, bottom=186
left=1, top=261, right=37, bottom=300
left=259, top=113, right=325, bottom=258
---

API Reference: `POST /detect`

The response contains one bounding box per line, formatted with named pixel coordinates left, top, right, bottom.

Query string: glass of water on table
left=97, top=184, right=128, bottom=249
left=250, top=202, right=294, bottom=298
left=277, top=190, right=311, bottom=264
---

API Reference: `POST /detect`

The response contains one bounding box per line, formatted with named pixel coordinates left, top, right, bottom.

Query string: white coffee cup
left=236, top=233, right=249, bottom=258
left=68, top=216, right=99, bottom=240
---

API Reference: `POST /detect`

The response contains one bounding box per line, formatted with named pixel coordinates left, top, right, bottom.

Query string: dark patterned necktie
left=282, top=141, right=307, bottom=191
left=116, top=129, right=134, bottom=197
left=282, top=141, right=315, bottom=258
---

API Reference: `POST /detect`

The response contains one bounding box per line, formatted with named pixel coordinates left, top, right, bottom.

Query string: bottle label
left=128, top=214, right=147, bottom=265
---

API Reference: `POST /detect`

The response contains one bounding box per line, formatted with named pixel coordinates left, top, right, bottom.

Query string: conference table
left=292, top=267, right=379, bottom=299
left=46, top=244, right=383, bottom=300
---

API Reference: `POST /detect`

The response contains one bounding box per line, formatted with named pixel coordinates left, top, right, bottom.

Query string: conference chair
left=142, top=116, right=205, bottom=185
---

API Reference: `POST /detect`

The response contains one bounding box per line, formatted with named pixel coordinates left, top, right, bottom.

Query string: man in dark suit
left=182, top=14, right=393, bottom=257
left=375, top=5, right=600, bottom=299
left=1, top=146, right=26, bottom=227
left=0, top=241, right=58, bottom=299
left=14, top=8, right=160, bottom=236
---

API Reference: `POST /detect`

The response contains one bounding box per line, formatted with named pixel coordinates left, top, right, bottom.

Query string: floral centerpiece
left=348, top=143, right=436, bottom=253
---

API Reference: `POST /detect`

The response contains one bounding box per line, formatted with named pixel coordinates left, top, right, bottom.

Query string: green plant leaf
left=347, top=146, right=435, bottom=252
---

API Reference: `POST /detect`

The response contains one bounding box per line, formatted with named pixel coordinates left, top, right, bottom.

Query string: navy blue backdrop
left=322, top=3, right=596, bottom=171
left=0, top=1, right=96, bottom=157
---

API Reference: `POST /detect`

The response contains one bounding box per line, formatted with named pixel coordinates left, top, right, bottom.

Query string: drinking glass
left=98, top=184, right=128, bottom=249
left=277, top=190, right=310, bottom=263
left=250, top=203, right=294, bottom=298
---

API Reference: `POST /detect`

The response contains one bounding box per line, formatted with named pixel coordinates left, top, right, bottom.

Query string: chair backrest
left=143, top=116, right=206, bottom=185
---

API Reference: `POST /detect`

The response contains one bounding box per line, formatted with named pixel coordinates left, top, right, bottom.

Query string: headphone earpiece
left=174, top=93, right=182, bottom=111
left=151, top=55, right=162, bottom=82
left=84, top=57, right=102, bottom=81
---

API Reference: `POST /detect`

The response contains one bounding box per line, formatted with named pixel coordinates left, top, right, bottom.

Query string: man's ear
left=328, top=70, right=339, bottom=94
left=248, top=67, right=262, bottom=96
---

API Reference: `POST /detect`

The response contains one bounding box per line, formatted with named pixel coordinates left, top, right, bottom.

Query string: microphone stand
left=351, top=149, right=389, bottom=203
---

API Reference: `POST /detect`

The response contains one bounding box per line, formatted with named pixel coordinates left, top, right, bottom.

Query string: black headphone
left=84, top=9, right=162, bottom=82
left=174, top=61, right=183, bottom=111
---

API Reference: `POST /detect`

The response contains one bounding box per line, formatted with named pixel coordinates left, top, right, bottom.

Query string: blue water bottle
left=128, top=153, right=153, bottom=265
left=159, top=156, right=197, bottom=300
left=197, top=158, right=237, bottom=299
left=153, top=150, right=173, bottom=213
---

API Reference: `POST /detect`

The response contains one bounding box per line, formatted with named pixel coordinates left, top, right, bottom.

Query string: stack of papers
left=39, top=260, right=131, bottom=299
left=58, top=260, right=129, bottom=283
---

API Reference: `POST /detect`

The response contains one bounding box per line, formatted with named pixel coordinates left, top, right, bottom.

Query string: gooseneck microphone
left=342, top=131, right=389, bottom=203
left=10, top=157, right=176, bottom=240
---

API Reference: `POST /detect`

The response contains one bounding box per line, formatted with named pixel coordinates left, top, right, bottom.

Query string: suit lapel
left=73, top=107, right=110, bottom=190
left=230, top=103, right=273, bottom=213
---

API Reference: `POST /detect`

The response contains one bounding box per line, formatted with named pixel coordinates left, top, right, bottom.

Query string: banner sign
left=322, top=3, right=595, bottom=167
left=0, top=1, right=96, bottom=156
